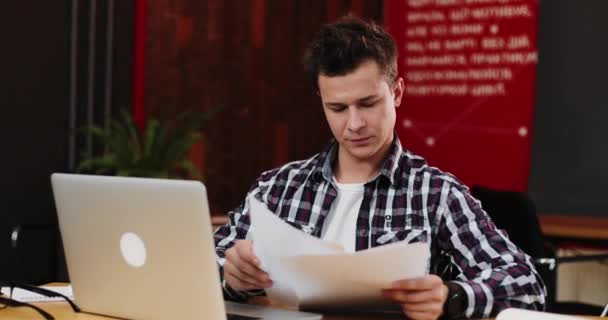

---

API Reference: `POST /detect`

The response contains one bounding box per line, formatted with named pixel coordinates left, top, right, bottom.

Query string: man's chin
left=345, top=147, right=377, bottom=161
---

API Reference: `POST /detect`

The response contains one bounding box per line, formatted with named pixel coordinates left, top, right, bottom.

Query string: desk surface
left=0, top=301, right=604, bottom=320
left=0, top=301, right=400, bottom=320
left=539, top=214, right=608, bottom=241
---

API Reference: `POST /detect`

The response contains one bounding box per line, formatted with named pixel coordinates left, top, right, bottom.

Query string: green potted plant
left=77, top=109, right=212, bottom=179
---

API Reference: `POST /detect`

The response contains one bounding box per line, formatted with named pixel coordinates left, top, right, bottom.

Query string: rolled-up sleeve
left=437, top=183, right=547, bottom=318
left=213, top=169, right=278, bottom=301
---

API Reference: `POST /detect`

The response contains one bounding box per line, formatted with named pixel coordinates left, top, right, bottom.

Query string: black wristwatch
left=442, top=282, right=467, bottom=319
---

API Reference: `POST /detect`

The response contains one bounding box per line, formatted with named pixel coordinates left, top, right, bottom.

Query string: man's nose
left=347, top=108, right=366, bottom=132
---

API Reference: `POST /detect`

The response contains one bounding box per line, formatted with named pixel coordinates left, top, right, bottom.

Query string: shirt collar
left=313, top=133, right=404, bottom=186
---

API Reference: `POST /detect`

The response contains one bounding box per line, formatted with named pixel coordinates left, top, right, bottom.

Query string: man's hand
left=224, top=240, right=273, bottom=291
left=382, top=275, right=449, bottom=320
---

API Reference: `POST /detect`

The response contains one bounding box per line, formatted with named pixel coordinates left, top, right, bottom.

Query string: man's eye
left=362, top=100, right=378, bottom=108
left=330, top=106, right=346, bottom=112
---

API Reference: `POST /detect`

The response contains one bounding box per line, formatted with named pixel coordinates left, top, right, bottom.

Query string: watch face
left=446, top=283, right=467, bottom=318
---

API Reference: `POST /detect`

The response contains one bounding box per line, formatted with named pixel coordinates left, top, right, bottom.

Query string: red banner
left=385, top=0, right=538, bottom=191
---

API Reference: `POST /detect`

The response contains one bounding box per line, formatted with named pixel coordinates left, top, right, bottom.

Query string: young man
left=214, top=17, right=546, bottom=319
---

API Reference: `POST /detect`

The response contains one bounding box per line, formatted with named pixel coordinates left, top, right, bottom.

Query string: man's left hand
left=382, top=275, right=449, bottom=320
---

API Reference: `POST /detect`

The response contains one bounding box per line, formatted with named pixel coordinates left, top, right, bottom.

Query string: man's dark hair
left=304, top=16, right=398, bottom=90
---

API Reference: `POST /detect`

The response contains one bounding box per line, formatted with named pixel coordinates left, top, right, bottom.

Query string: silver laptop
left=51, top=173, right=321, bottom=320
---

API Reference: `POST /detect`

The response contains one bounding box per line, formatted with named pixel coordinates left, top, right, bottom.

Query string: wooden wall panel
left=145, top=0, right=383, bottom=213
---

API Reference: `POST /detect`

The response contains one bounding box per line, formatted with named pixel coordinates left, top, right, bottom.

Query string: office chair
left=5, top=224, right=65, bottom=284
left=471, top=186, right=608, bottom=315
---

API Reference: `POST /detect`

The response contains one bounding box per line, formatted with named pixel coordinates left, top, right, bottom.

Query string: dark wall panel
left=0, top=1, right=135, bottom=283
left=529, top=0, right=608, bottom=216
left=0, top=2, right=70, bottom=282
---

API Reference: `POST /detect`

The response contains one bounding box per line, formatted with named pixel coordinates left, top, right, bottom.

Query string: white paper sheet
left=248, top=198, right=430, bottom=310
left=248, top=198, right=343, bottom=306
left=496, top=308, right=586, bottom=320
left=0, top=285, right=74, bottom=303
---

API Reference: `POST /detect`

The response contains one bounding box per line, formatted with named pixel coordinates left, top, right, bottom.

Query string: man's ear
left=393, top=77, right=404, bottom=107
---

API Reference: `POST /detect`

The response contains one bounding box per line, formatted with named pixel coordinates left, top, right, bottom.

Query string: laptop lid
left=51, top=173, right=225, bottom=320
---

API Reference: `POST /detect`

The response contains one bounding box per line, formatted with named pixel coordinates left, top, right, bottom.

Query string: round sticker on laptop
left=120, top=232, right=147, bottom=268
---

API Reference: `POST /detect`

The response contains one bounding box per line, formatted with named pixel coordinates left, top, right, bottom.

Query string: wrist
left=442, top=282, right=467, bottom=319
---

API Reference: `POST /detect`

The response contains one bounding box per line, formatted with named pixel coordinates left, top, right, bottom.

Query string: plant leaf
left=177, top=159, right=202, bottom=180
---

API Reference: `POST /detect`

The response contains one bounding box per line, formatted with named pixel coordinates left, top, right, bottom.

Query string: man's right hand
left=224, top=240, right=273, bottom=291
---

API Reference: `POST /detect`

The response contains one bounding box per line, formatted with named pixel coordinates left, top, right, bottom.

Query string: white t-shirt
left=321, top=178, right=365, bottom=252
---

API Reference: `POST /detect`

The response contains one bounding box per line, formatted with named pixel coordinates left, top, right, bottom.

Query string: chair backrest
left=471, top=186, right=547, bottom=259
left=6, top=224, right=60, bottom=284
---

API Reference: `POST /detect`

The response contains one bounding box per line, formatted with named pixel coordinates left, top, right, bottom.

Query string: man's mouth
left=350, top=137, right=370, bottom=143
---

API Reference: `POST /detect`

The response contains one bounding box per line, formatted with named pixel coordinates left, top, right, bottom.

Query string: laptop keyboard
left=226, top=314, right=262, bottom=320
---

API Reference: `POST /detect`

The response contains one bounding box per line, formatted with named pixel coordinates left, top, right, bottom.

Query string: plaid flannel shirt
left=214, top=135, right=546, bottom=318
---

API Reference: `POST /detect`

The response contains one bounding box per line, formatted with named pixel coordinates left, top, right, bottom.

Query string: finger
left=225, top=273, right=254, bottom=290
left=227, top=248, right=272, bottom=285
left=403, top=309, right=439, bottom=320
left=402, top=304, right=441, bottom=320
left=390, top=275, right=443, bottom=291
left=226, top=274, right=258, bottom=291
left=402, top=301, right=444, bottom=313
left=225, top=264, right=263, bottom=290
left=224, top=261, right=259, bottom=285
left=226, top=243, right=262, bottom=273
left=382, top=289, right=409, bottom=303
left=225, top=245, right=244, bottom=266
left=386, top=288, right=446, bottom=303
left=225, top=261, right=263, bottom=287
left=225, top=267, right=269, bottom=290
left=225, top=268, right=259, bottom=291
left=235, top=240, right=261, bottom=266
left=238, top=260, right=272, bottom=285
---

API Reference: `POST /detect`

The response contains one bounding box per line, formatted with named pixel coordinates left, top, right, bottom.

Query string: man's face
left=318, top=60, right=404, bottom=163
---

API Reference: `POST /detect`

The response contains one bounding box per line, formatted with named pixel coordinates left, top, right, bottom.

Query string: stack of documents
left=248, top=198, right=430, bottom=311
left=0, top=285, right=73, bottom=303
